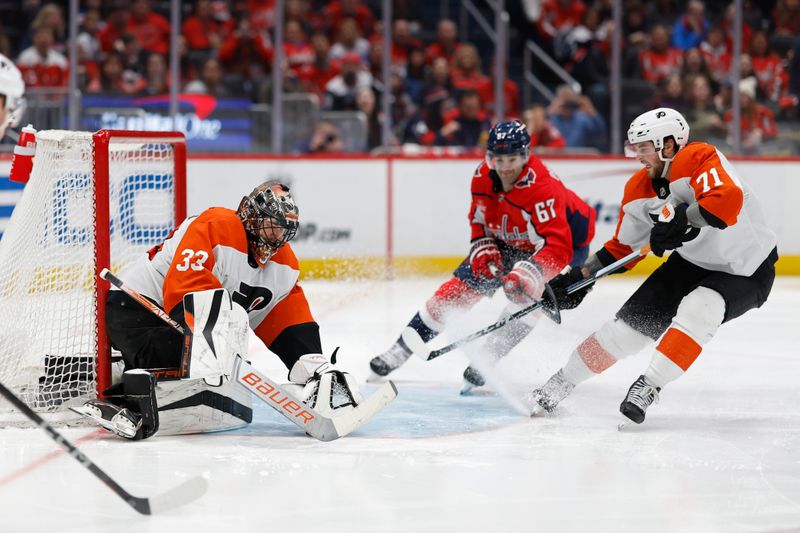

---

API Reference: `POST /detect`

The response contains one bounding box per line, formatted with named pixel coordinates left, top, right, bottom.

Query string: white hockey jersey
left=120, top=207, right=315, bottom=347
left=605, top=142, right=776, bottom=276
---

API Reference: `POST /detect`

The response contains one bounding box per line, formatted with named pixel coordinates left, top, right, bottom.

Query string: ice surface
left=1, top=276, right=799, bottom=532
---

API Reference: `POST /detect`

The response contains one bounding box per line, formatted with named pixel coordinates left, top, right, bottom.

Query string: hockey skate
left=368, top=339, right=412, bottom=379
left=460, top=319, right=533, bottom=395
left=619, top=375, right=660, bottom=424
left=70, top=399, right=143, bottom=439
left=526, top=369, right=575, bottom=415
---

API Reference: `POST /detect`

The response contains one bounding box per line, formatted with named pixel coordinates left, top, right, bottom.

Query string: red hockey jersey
left=469, top=157, right=596, bottom=279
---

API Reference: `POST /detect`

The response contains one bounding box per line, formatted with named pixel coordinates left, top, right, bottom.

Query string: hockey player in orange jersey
left=369, top=119, right=596, bottom=391
left=531, top=107, right=778, bottom=424
left=74, top=181, right=367, bottom=439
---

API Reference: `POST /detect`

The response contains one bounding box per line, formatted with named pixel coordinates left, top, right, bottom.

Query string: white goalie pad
left=182, top=288, right=249, bottom=381
left=155, top=375, right=253, bottom=436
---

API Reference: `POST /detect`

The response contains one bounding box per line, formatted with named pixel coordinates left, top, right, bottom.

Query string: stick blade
left=400, top=327, right=431, bottom=360
left=328, top=381, right=398, bottom=440
left=146, top=476, right=209, bottom=515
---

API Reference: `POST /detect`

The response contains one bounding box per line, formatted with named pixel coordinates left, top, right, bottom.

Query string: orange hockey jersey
left=120, top=207, right=314, bottom=348
left=603, top=142, right=776, bottom=276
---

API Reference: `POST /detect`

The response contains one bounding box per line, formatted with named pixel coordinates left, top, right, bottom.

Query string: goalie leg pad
left=156, top=375, right=253, bottom=436
left=182, top=288, right=249, bottom=381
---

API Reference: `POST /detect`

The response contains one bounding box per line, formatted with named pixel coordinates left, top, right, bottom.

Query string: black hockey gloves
left=650, top=203, right=698, bottom=257
left=547, top=267, right=591, bottom=310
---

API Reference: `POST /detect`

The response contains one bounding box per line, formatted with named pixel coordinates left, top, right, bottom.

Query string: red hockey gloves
left=650, top=203, right=697, bottom=257
left=469, top=238, right=503, bottom=279
left=502, top=260, right=545, bottom=305
left=547, top=267, right=591, bottom=310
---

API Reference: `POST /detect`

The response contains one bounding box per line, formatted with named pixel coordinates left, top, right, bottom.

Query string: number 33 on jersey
left=122, top=207, right=314, bottom=349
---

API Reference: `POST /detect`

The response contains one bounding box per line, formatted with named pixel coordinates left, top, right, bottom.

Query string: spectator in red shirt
left=723, top=77, right=777, bottom=154
left=17, top=27, right=68, bottom=88
left=536, top=0, right=587, bottom=43
left=98, top=6, right=129, bottom=54
left=294, top=32, right=340, bottom=96
left=434, top=89, right=490, bottom=148
left=325, top=0, right=377, bottom=39
left=699, top=25, right=730, bottom=86
left=426, top=19, right=462, bottom=65
left=126, top=0, right=171, bottom=55
left=772, top=0, right=800, bottom=39
left=477, top=64, right=521, bottom=119
left=451, top=44, right=488, bottom=93
left=182, top=0, right=232, bottom=54
left=523, top=104, right=566, bottom=150
left=248, top=0, right=277, bottom=38
left=284, top=20, right=315, bottom=74
left=749, top=30, right=787, bottom=103
left=639, top=24, right=683, bottom=84
left=218, top=16, right=274, bottom=82
left=390, top=19, right=423, bottom=67
left=722, top=3, right=752, bottom=54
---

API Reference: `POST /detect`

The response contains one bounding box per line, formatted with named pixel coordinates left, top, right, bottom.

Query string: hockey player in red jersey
left=370, top=120, right=596, bottom=390
left=74, top=182, right=368, bottom=439
left=532, top=107, right=778, bottom=424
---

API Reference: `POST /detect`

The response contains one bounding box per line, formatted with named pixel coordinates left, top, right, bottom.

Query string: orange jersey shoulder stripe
left=669, top=142, right=743, bottom=227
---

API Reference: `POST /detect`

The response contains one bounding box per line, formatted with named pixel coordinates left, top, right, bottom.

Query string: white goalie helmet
left=626, top=107, right=689, bottom=161
left=0, top=53, right=25, bottom=138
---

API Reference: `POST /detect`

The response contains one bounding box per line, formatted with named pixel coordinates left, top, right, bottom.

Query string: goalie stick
left=0, top=380, right=207, bottom=515
left=99, top=268, right=397, bottom=442
left=403, top=246, right=651, bottom=361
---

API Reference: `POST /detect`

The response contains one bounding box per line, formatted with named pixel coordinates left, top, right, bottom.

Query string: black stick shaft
left=0, top=382, right=152, bottom=514
left=426, top=246, right=649, bottom=360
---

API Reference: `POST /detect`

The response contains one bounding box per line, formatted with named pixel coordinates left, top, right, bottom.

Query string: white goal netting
left=0, top=130, right=184, bottom=425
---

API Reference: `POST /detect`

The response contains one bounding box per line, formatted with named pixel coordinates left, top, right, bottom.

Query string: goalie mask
left=0, top=54, right=25, bottom=140
left=237, top=181, right=299, bottom=267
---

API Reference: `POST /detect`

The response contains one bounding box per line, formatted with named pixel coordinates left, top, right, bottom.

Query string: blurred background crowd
left=0, top=0, right=798, bottom=155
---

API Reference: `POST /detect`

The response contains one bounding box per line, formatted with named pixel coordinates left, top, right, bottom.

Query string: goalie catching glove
left=285, top=353, right=364, bottom=415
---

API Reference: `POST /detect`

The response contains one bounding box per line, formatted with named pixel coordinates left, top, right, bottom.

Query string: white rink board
left=2, top=155, right=798, bottom=259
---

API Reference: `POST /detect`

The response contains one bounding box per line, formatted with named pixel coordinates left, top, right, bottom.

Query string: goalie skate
left=70, top=400, right=142, bottom=439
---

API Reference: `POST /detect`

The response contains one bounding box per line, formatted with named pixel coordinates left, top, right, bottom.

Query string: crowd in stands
left=0, top=0, right=797, bottom=154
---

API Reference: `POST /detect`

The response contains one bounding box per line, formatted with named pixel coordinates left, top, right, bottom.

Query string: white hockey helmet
left=0, top=54, right=25, bottom=137
left=626, top=107, right=689, bottom=161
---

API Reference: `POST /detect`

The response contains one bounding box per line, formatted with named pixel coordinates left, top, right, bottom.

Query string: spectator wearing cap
left=17, top=27, right=68, bottom=88
left=426, top=19, right=462, bottom=65
left=723, top=77, right=777, bottom=154
left=329, top=17, right=370, bottom=63
left=323, top=53, right=374, bottom=110
left=671, top=0, right=708, bottom=51
left=639, top=24, right=683, bottom=84
left=126, top=0, right=171, bottom=55
left=434, top=89, right=490, bottom=148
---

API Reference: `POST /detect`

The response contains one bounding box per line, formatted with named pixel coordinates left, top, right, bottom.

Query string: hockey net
left=0, top=129, right=186, bottom=425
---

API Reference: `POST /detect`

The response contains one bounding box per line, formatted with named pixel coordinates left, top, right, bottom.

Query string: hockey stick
left=0, top=381, right=207, bottom=515
left=99, top=269, right=397, bottom=442
left=403, top=245, right=650, bottom=361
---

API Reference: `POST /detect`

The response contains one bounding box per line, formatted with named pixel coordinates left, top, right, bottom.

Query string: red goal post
left=0, top=129, right=186, bottom=424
